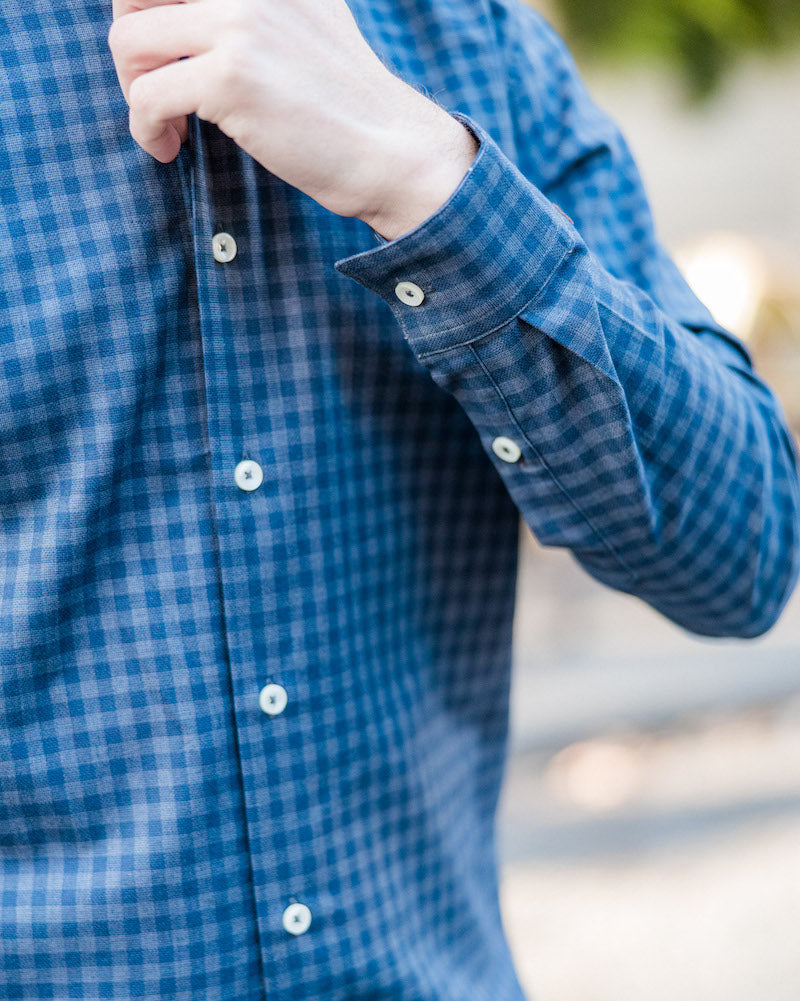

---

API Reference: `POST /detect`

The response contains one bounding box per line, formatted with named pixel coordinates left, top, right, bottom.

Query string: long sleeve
left=335, top=2, right=800, bottom=637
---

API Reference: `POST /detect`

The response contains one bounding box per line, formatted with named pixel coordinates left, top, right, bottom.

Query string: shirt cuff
left=334, top=112, right=576, bottom=357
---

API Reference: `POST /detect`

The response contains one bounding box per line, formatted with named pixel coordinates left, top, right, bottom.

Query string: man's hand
left=108, top=0, right=478, bottom=240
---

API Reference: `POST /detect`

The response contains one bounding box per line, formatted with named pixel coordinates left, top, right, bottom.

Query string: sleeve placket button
left=491, top=436, right=522, bottom=463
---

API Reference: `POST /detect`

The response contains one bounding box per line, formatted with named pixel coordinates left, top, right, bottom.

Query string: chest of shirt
left=0, top=1, right=520, bottom=499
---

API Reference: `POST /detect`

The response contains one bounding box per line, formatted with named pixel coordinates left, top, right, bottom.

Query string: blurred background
left=497, top=2, right=800, bottom=998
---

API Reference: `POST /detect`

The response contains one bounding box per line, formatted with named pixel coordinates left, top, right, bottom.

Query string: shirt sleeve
left=334, top=2, right=800, bottom=638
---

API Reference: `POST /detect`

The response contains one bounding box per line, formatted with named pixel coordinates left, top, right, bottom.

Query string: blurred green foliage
left=552, top=0, right=800, bottom=97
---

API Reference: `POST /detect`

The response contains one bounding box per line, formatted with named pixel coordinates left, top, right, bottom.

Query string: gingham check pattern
left=1, top=1, right=798, bottom=999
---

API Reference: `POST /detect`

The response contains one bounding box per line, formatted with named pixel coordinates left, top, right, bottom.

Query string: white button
left=234, top=459, right=263, bottom=491
left=282, top=902, right=312, bottom=936
left=491, top=436, right=522, bottom=463
left=259, top=683, right=288, bottom=716
left=212, top=232, right=237, bottom=263
left=394, top=281, right=425, bottom=306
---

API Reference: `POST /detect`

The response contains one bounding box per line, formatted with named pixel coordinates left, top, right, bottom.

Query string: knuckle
left=127, top=115, right=148, bottom=148
left=223, top=0, right=250, bottom=32
left=107, top=15, right=134, bottom=58
left=215, top=40, right=245, bottom=92
left=127, top=73, right=152, bottom=115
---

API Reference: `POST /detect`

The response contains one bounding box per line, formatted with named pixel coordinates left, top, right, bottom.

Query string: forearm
left=358, top=104, right=480, bottom=242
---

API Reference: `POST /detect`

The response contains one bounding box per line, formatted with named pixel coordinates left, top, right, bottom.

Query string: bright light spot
left=675, top=232, right=767, bottom=341
left=546, top=739, right=644, bottom=811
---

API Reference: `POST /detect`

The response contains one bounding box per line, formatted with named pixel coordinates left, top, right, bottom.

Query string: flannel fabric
left=1, top=0, right=799, bottom=999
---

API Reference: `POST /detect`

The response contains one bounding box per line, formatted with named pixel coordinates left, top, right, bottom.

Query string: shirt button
left=394, top=281, right=425, bottom=306
left=212, top=232, right=237, bottom=263
left=282, top=902, right=312, bottom=936
left=234, top=459, right=263, bottom=491
left=259, top=683, right=288, bottom=716
left=491, top=436, right=522, bottom=463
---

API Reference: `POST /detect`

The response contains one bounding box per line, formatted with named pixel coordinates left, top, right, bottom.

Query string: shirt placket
left=181, top=115, right=319, bottom=996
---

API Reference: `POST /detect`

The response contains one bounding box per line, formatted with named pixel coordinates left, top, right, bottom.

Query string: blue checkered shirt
left=2, top=0, right=799, bottom=998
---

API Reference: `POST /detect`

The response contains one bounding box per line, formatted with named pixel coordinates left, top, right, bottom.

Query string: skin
left=108, top=0, right=480, bottom=241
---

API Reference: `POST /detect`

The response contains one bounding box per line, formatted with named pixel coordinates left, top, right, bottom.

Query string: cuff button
left=492, top=436, right=522, bottom=463
left=394, top=281, right=425, bottom=306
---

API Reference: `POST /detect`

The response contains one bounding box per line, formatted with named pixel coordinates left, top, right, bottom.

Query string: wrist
left=359, top=101, right=479, bottom=242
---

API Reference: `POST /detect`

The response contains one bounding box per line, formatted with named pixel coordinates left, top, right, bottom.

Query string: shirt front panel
left=1, top=2, right=525, bottom=1000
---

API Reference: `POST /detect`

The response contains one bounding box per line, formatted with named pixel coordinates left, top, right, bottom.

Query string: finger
left=108, top=3, right=215, bottom=98
left=132, top=112, right=190, bottom=163
left=129, top=114, right=185, bottom=163
left=127, top=54, right=210, bottom=162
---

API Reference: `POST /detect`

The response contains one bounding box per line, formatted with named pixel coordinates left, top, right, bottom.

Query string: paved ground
left=500, top=815, right=800, bottom=1001
left=497, top=532, right=800, bottom=1001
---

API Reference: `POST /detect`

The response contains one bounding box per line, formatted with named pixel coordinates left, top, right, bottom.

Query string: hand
left=108, top=0, right=478, bottom=239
